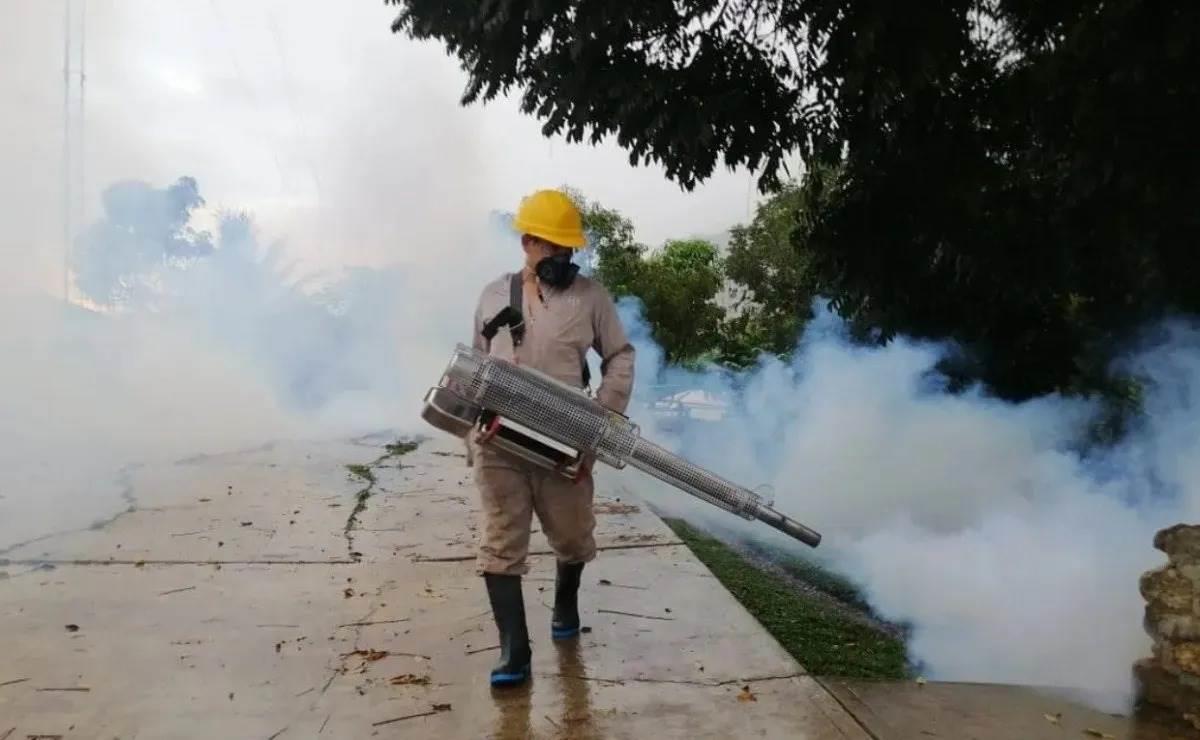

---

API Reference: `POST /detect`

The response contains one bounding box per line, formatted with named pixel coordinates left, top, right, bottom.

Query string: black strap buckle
left=481, top=305, right=524, bottom=346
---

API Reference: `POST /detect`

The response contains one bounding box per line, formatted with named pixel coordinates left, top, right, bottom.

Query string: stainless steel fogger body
left=421, top=343, right=821, bottom=548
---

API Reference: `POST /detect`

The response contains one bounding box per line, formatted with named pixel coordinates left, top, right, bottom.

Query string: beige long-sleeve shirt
left=472, top=269, right=635, bottom=414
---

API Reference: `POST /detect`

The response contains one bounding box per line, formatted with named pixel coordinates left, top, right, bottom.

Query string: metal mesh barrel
left=625, top=438, right=760, bottom=519
left=443, top=344, right=639, bottom=467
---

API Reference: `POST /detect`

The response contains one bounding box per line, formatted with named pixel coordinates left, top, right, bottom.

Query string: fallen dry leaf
left=432, top=703, right=452, bottom=712
left=613, top=533, right=659, bottom=544
left=389, top=674, right=431, bottom=686
left=348, top=649, right=390, bottom=662
left=594, top=501, right=641, bottom=515
left=736, top=686, right=757, bottom=703
left=1082, top=730, right=1115, bottom=739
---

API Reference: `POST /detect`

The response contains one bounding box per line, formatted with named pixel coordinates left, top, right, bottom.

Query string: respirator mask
left=535, top=251, right=579, bottom=289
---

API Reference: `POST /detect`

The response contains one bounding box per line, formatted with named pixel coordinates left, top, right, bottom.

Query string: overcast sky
left=2, top=1, right=768, bottom=291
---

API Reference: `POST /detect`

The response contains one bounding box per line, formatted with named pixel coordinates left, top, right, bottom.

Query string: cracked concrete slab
left=0, top=440, right=367, bottom=565
left=0, top=436, right=867, bottom=739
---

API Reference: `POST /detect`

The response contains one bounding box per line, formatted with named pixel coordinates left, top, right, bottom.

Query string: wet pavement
left=820, top=678, right=1197, bottom=739
left=0, top=436, right=864, bottom=739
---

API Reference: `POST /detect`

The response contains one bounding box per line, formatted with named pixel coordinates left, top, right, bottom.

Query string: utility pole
left=62, top=0, right=85, bottom=304
left=63, top=0, right=72, bottom=302
left=79, top=0, right=86, bottom=254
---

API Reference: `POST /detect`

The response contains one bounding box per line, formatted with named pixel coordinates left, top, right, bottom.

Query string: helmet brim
left=512, top=219, right=587, bottom=249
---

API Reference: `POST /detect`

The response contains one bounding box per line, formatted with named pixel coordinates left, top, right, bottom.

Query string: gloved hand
left=473, top=418, right=500, bottom=446
left=576, top=453, right=596, bottom=482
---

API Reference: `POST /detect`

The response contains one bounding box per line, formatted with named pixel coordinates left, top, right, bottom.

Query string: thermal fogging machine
left=421, top=343, right=821, bottom=548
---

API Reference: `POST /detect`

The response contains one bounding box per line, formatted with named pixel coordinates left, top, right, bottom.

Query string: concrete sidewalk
left=819, top=678, right=1193, bottom=740
left=0, top=436, right=865, bottom=739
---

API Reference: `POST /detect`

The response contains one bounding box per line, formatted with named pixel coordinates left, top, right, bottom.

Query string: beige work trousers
left=474, top=447, right=597, bottom=576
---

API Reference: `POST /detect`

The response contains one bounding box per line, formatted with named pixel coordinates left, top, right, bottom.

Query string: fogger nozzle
left=421, top=344, right=822, bottom=548
left=754, top=507, right=822, bottom=548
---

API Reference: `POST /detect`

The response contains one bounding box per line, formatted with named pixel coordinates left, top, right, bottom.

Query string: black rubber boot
left=484, top=574, right=531, bottom=687
left=551, top=561, right=584, bottom=640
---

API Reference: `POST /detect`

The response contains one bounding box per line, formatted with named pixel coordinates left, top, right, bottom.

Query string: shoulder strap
left=508, top=273, right=525, bottom=347
left=480, top=275, right=525, bottom=347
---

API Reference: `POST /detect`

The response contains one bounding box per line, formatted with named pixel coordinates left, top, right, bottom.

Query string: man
left=470, top=188, right=635, bottom=687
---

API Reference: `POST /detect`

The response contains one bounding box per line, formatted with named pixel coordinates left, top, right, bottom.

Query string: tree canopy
left=390, top=1, right=1200, bottom=399
left=639, top=239, right=727, bottom=361
left=74, top=177, right=215, bottom=305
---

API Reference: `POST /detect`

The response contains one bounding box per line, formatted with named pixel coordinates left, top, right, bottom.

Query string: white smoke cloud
left=0, top=172, right=517, bottom=550
left=0, top=280, right=304, bottom=548
left=612, top=299, right=1197, bottom=713
left=3, top=0, right=746, bottom=550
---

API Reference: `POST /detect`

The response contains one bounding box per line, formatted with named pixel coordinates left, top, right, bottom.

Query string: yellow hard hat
left=512, top=189, right=587, bottom=249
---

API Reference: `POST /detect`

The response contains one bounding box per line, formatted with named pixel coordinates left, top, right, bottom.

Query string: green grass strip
left=666, top=518, right=909, bottom=680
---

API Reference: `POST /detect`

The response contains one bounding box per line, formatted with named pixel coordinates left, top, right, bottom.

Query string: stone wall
left=1135, top=524, right=1200, bottom=731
